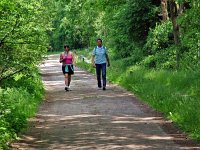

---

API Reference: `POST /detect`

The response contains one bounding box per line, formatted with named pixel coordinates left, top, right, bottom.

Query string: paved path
left=11, top=55, right=199, bottom=150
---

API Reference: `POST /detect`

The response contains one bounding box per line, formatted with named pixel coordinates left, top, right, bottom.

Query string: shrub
left=144, top=21, right=173, bottom=55
left=178, top=3, right=200, bottom=70
left=0, top=68, right=44, bottom=148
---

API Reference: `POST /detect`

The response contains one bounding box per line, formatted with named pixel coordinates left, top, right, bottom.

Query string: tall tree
left=161, top=0, right=169, bottom=21
left=169, top=0, right=181, bottom=68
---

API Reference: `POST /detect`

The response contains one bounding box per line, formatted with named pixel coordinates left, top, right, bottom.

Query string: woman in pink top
left=59, top=45, right=76, bottom=91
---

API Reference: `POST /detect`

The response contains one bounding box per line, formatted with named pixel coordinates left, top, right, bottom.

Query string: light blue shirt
left=92, top=46, right=107, bottom=64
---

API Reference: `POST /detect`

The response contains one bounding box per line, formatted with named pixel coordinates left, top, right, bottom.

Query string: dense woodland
left=50, top=0, right=200, bottom=70
left=0, top=0, right=200, bottom=148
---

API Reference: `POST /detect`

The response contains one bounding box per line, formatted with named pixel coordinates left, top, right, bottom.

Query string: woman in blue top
left=92, top=39, right=110, bottom=90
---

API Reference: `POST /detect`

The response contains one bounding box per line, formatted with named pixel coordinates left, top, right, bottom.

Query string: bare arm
left=92, top=55, right=96, bottom=67
left=106, top=54, right=110, bottom=67
left=59, top=53, right=64, bottom=63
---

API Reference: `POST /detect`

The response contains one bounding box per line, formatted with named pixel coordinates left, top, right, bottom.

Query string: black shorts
left=62, top=65, right=74, bottom=75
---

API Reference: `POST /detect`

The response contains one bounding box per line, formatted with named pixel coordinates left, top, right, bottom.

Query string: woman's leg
left=68, top=74, right=71, bottom=86
left=65, top=73, right=69, bottom=87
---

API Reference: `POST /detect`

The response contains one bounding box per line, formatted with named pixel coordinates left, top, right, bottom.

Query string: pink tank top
left=64, top=54, right=73, bottom=64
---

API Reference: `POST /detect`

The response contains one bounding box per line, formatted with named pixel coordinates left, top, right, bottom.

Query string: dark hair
left=96, top=38, right=102, bottom=43
left=64, top=45, right=70, bottom=49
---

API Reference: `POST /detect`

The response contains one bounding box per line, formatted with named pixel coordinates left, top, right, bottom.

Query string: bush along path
left=11, top=54, right=200, bottom=149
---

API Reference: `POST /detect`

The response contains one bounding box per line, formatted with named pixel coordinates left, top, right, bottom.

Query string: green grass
left=76, top=50, right=200, bottom=140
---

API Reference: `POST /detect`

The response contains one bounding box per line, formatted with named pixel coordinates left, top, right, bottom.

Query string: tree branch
left=0, top=68, right=26, bottom=83
left=0, top=15, right=20, bottom=47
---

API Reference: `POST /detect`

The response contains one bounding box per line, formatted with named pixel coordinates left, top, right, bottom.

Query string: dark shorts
left=62, top=64, right=74, bottom=75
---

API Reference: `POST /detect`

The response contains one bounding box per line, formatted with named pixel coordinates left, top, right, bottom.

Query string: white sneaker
left=68, top=86, right=72, bottom=91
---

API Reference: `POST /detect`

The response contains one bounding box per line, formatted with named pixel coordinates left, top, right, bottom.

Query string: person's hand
left=60, top=59, right=64, bottom=62
left=60, top=57, right=64, bottom=62
left=92, top=63, right=96, bottom=68
left=107, top=63, right=110, bottom=67
left=62, top=57, right=66, bottom=60
left=60, top=55, right=64, bottom=63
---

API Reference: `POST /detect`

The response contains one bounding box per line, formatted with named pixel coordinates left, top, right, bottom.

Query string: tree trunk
left=169, top=0, right=181, bottom=69
left=161, top=0, right=168, bottom=21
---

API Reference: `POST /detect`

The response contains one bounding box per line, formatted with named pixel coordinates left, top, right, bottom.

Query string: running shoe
left=65, top=87, right=69, bottom=91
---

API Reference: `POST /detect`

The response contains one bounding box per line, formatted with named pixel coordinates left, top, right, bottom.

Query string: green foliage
left=144, top=21, right=173, bottom=54
left=103, top=0, right=159, bottom=58
left=140, top=45, right=177, bottom=69
left=0, top=118, right=12, bottom=149
left=142, top=21, right=178, bottom=69
left=0, top=69, right=44, bottom=148
left=0, top=0, right=52, bottom=83
left=49, top=0, right=98, bottom=50
left=177, top=2, right=200, bottom=70
left=49, top=0, right=200, bottom=70
left=0, top=0, right=48, bottom=147
left=49, top=0, right=159, bottom=60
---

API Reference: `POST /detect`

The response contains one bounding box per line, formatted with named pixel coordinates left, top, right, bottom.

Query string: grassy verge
left=0, top=67, right=44, bottom=149
left=76, top=50, right=200, bottom=140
